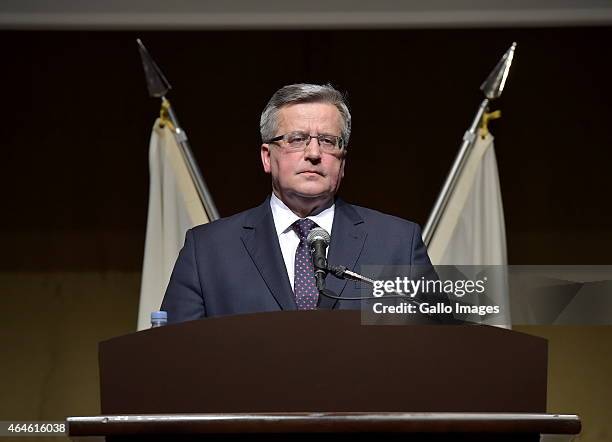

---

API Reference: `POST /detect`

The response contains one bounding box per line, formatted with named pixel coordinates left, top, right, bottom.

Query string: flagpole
left=423, top=99, right=489, bottom=245
left=137, top=39, right=220, bottom=221
left=423, top=42, right=516, bottom=245
left=161, top=97, right=220, bottom=221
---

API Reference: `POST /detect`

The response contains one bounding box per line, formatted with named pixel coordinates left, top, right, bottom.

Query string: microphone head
left=307, top=227, right=331, bottom=246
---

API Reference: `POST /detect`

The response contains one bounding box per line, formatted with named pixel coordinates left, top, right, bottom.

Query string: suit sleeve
left=410, top=223, right=433, bottom=266
left=409, top=224, right=461, bottom=323
left=161, top=229, right=207, bottom=323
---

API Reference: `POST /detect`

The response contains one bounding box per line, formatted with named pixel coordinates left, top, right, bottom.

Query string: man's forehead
left=276, top=102, right=342, bottom=132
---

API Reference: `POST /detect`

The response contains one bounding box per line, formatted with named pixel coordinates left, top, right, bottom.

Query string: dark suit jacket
left=161, top=197, right=433, bottom=323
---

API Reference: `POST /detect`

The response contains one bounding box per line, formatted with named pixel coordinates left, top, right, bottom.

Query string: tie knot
left=292, top=218, right=316, bottom=240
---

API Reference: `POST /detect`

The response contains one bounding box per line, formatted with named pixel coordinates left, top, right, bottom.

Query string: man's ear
left=261, top=143, right=272, bottom=174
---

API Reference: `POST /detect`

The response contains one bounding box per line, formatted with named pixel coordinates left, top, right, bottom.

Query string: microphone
left=304, top=233, right=461, bottom=323
left=306, top=227, right=331, bottom=291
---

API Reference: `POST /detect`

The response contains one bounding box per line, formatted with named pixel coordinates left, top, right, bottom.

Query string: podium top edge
left=67, top=412, right=581, bottom=436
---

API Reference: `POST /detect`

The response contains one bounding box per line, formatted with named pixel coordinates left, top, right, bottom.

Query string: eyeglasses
left=266, top=131, right=345, bottom=152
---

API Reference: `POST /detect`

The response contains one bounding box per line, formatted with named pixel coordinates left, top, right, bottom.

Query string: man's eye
left=288, top=134, right=307, bottom=144
left=319, top=136, right=336, bottom=146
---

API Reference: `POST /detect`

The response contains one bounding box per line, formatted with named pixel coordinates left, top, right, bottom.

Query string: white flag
left=428, top=129, right=511, bottom=327
left=137, top=119, right=209, bottom=331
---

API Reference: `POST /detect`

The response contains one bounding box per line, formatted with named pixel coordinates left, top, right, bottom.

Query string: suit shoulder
left=188, top=205, right=259, bottom=239
left=348, top=203, right=422, bottom=233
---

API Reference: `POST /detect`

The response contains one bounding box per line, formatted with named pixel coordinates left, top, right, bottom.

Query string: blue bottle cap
left=151, top=311, right=168, bottom=321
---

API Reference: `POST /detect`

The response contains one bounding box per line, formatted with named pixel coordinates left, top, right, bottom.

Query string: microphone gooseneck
left=304, top=228, right=460, bottom=323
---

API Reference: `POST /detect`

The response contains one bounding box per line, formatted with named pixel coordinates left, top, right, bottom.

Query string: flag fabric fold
left=428, top=129, right=511, bottom=327
left=137, top=119, right=209, bottom=331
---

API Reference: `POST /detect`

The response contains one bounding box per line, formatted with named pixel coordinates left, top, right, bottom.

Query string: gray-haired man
left=162, top=83, right=433, bottom=322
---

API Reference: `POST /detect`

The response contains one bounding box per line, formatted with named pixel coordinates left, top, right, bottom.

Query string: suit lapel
left=241, top=199, right=297, bottom=311
left=319, top=199, right=367, bottom=309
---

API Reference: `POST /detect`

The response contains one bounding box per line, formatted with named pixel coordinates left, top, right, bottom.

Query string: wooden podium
left=67, top=310, right=580, bottom=440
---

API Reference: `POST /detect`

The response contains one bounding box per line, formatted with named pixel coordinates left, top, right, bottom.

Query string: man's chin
left=289, top=188, right=333, bottom=200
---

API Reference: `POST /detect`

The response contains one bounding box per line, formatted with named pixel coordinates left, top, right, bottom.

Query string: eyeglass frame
left=265, top=131, right=346, bottom=152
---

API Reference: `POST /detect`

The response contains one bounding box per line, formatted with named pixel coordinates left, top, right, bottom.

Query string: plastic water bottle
left=150, top=311, right=168, bottom=328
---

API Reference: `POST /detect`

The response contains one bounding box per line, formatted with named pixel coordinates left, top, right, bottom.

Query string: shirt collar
left=270, top=193, right=335, bottom=237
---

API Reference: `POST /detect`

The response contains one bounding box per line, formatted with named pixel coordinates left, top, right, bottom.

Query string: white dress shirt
left=269, top=193, right=335, bottom=291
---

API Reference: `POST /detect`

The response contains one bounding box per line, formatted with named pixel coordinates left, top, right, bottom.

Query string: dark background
left=2, top=27, right=611, bottom=271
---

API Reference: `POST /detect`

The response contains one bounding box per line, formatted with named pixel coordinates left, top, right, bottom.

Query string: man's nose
left=304, top=138, right=322, bottom=160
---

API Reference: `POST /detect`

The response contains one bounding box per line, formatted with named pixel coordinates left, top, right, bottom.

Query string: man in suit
left=161, top=83, right=433, bottom=323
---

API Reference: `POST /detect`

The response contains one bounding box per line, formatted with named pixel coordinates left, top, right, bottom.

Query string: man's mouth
left=299, top=170, right=324, bottom=176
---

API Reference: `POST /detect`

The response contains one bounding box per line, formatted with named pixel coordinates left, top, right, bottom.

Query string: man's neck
left=274, top=192, right=334, bottom=218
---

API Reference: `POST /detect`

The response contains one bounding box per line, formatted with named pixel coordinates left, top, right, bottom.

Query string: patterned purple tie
left=292, top=218, right=319, bottom=310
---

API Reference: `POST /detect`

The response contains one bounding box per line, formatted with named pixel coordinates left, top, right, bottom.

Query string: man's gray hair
left=260, top=83, right=351, bottom=147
